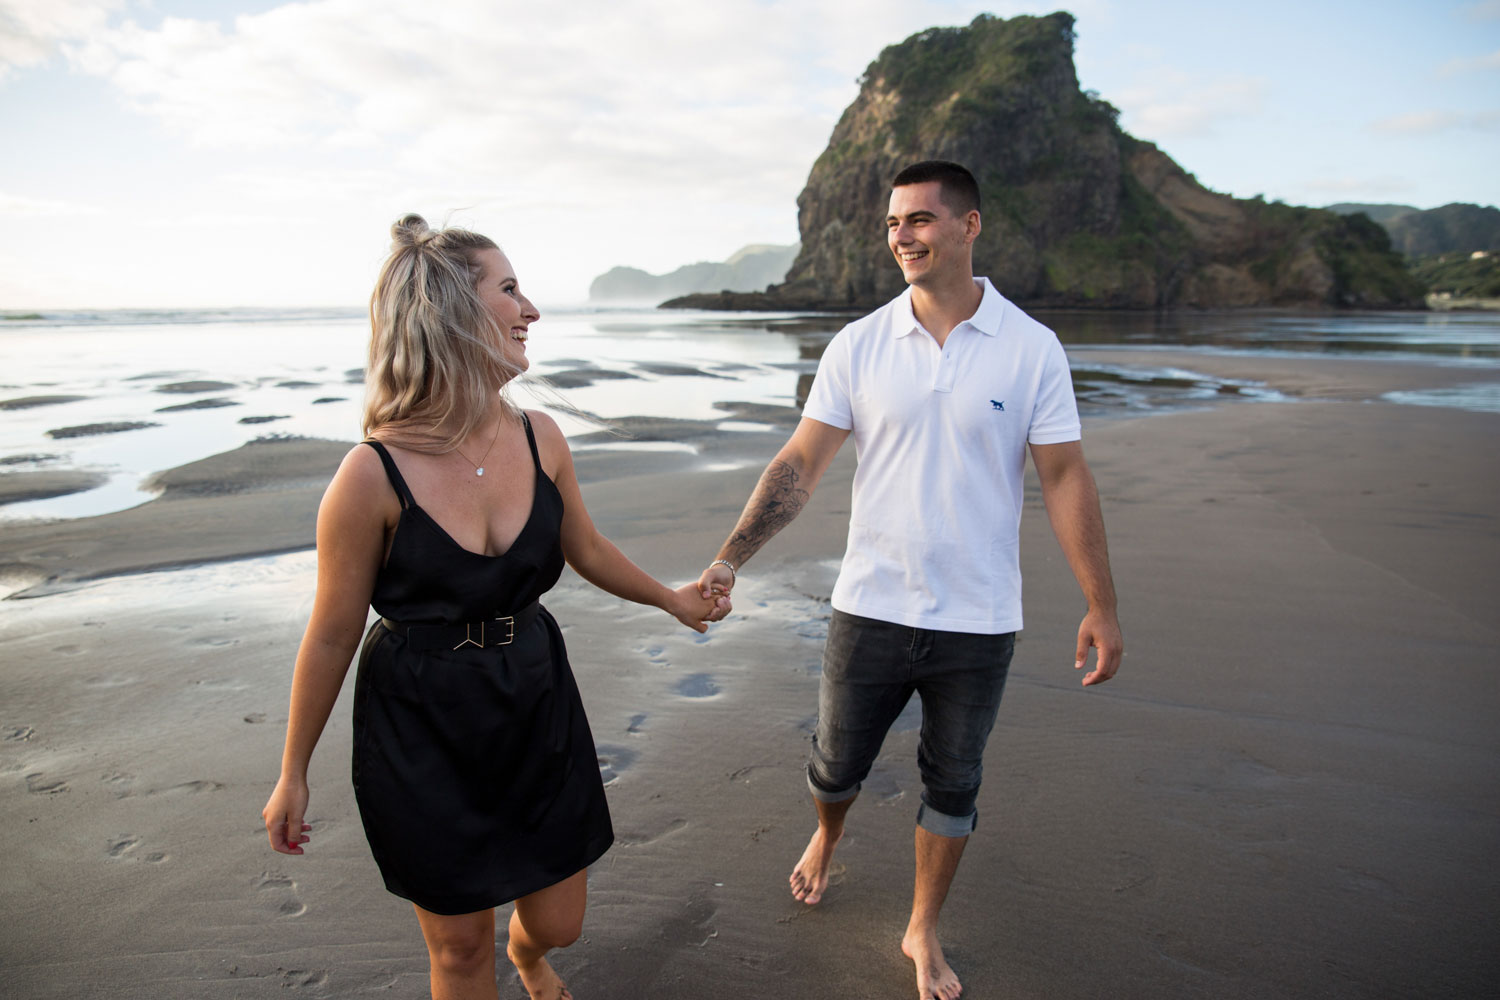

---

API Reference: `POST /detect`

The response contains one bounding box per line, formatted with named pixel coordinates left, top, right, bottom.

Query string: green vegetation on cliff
left=1411, top=252, right=1500, bottom=298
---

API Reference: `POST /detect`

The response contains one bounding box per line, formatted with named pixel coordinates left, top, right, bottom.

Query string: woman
left=262, top=214, right=727, bottom=1000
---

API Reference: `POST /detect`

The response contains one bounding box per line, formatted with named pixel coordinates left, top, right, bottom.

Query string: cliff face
left=675, top=12, right=1422, bottom=311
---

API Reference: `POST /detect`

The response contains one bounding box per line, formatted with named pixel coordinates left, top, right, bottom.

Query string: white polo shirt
left=801, top=277, right=1080, bottom=634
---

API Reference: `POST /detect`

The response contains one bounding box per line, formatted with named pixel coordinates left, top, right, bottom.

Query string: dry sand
left=1, top=352, right=1497, bottom=999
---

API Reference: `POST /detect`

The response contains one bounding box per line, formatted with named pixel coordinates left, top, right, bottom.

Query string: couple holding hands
left=263, top=161, right=1122, bottom=1000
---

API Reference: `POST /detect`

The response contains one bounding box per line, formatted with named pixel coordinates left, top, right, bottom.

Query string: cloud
left=0, top=0, right=122, bottom=78
left=0, top=190, right=104, bottom=216
left=219, top=168, right=400, bottom=204
left=60, top=0, right=976, bottom=158
left=47, top=0, right=1002, bottom=257
left=1112, top=72, right=1268, bottom=139
left=1371, top=110, right=1500, bottom=134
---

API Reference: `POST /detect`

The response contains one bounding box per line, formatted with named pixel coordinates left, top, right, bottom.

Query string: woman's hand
left=263, top=776, right=312, bottom=855
left=667, top=582, right=731, bottom=633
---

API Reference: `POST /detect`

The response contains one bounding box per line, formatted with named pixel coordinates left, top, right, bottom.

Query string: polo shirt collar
left=893, top=277, right=1006, bottom=339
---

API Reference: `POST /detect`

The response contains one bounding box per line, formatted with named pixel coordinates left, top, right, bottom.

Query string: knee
left=428, top=929, right=494, bottom=977
left=529, top=913, right=583, bottom=951
left=809, top=742, right=872, bottom=796
left=916, top=747, right=983, bottom=812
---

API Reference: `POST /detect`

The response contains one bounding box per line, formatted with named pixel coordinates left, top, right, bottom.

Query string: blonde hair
left=363, top=214, right=521, bottom=452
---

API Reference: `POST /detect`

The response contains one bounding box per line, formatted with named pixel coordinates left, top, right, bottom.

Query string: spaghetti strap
left=362, top=439, right=416, bottom=510
left=521, top=413, right=544, bottom=474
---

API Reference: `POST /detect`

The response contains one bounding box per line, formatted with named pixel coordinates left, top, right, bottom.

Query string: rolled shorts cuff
left=917, top=801, right=977, bottom=838
left=806, top=770, right=861, bottom=804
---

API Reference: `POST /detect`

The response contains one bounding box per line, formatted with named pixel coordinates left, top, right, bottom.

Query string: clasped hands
left=668, top=563, right=733, bottom=633
left=665, top=561, right=736, bottom=632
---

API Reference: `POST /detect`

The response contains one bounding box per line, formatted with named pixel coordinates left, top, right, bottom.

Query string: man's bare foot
left=902, top=928, right=961, bottom=1000
left=505, top=944, right=573, bottom=1000
left=789, top=825, right=843, bottom=904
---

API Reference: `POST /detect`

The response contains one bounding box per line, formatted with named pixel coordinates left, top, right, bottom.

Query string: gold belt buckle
left=452, top=622, right=485, bottom=650
left=451, top=615, right=516, bottom=650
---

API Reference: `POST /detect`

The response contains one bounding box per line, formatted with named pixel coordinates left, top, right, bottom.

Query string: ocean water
left=2, top=305, right=1498, bottom=521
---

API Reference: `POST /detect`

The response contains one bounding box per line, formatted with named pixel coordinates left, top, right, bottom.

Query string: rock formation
left=667, top=12, right=1422, bottom=310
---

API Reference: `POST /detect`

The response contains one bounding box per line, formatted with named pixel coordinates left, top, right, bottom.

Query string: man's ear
left=965, top=210, right=981, bottom=244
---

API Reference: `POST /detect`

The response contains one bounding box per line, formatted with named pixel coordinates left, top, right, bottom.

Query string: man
left=697, top=160, right=1122, bottom=1000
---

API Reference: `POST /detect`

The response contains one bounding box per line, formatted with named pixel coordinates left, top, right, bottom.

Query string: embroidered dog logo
left=990, top=400, right=1005, bottom=411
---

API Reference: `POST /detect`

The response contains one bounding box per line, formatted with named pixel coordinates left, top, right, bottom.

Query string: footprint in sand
left=25, top=772, right=68, bottom=794
left=595, top=744, right=639, bottom=786
left=626, top=713, right=648, bottom=735
left=257, top=872, right=308, bottom=918
left=51, top=644, right=82, bottom=655
left=641, top=645, right=669, bottom=667
left=101, top=772, right=136, bottom=797
left=190, top=636, right=239, bottom=648
left=106, top=835, right=141, bottom=858
left=863, top=769, right=905, bottom=804
left=105, top=835, right=170, bottom=864
left=117, top=779, right=225, bottom=800
left=660, top=896, right=718, bottom=948
left=675, top=673, right=720, bottom=698
left=81, top=674, right=138, bottom=688
left=613, top=817, right=688, bottom=848
left=4, top=726, right=35, bottom=742
left=277, top=968, right=328, bottom=989
left=243, top=713, right=266, bottom=724
left=152, top=780, right=226, bottom=797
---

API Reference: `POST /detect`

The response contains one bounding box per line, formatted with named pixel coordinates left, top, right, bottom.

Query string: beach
left=2, top=342, right=1498, bottom=998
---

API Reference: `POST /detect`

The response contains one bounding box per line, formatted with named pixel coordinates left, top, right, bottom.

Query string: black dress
left=351, top=416, right=613, bottom=915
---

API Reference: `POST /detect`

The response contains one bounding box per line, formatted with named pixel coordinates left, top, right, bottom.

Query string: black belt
left=381, top=601, right=541, bottom=652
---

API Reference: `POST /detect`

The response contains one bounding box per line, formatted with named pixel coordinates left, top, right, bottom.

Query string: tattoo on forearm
left=726, top=460, right=809, bottom=563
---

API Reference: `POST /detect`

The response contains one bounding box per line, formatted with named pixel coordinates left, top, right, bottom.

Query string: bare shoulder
left=523, top=409, right=572, bottom=473
left=333, top=440, right=390, bottom=487
left=523, top=408, right=564, bottom=442
left=323, top=442, right=398, bottom=520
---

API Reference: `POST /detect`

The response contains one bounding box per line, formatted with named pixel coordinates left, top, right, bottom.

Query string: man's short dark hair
left=892, top=160, right=981, bottom=216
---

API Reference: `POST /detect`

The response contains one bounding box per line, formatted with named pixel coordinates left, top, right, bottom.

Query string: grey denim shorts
left=807, top=610, right=1015, bottom=838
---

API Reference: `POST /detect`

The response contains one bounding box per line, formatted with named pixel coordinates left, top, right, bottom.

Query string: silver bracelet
left=709, top=558, right=737, bottom=585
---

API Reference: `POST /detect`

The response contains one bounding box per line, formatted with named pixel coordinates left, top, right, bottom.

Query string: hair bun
left=392, top=213, right=431, bottom=246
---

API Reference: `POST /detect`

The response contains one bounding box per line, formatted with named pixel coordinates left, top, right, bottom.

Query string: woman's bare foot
left=505, top=944, right=572, bottom=1000
left=902, top=928, right=961, bottom=1000
left=789, top=825, right=843, bottom=904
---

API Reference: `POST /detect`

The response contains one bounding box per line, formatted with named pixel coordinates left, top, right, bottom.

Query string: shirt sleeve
left=801, top=328, right=855, bottom=430
left=1027, top=335, right=1081, bottom=445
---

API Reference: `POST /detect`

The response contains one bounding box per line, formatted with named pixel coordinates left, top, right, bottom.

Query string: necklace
left=454, top=417, right=502, bottom=477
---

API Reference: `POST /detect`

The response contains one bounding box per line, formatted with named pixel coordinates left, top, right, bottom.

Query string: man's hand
left=698, top=562, right=735, bottom=603
left=1075, top=606, right=1123, bottom=686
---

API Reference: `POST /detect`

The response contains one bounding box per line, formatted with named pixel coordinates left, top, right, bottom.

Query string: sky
left=1, top=0, right=1497, bottom=309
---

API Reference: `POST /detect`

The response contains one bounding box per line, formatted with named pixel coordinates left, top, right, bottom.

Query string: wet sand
left=1, top=352, right=1497, bottom=998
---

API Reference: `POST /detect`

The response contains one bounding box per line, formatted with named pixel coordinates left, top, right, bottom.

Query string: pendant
left=476, top=468, right=485, bottom=476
